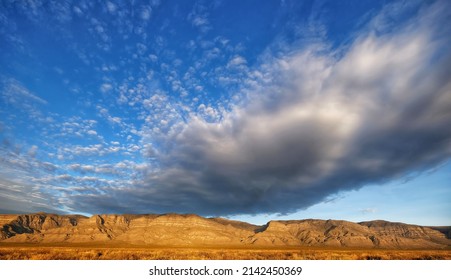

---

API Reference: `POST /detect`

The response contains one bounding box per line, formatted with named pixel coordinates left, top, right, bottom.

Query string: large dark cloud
left=63, top=1, right=451, bottom=216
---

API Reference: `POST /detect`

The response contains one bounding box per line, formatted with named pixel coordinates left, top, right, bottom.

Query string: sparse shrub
left=0, top=246, right=449, bottom=260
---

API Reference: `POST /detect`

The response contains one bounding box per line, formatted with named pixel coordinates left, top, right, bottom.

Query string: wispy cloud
left=187, top=1, right=212, bottom=33
left=1, top=78, right=47, bottom=106
left=96, top=105, right=125, bottom=127
left=360, top=208, right=377, bottom=215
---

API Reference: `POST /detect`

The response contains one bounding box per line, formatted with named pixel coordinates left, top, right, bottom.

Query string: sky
left=0, top=0, right=450, bottom=226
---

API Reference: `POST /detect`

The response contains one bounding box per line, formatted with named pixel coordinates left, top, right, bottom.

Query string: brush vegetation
left=0, top=244, right=449, bottom=260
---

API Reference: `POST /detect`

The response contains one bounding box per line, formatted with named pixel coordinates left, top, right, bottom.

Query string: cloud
left=140, top=6, right=152, bottom=21
left=187, top=1, right=211, bottom=33
left=98, top=1, right=450, bottom=216
left=360, top=208, right=377, bottom=215
left=1, top=0, right=449, bottom=218
left=197, top=104, right=219, bottom=121
left=227, top=55, right=247, bottom=68
left=100, top=83, right=113, bottom=93
left=1, top=78, right=47, bottom=106
left=27, top=145, right=38, bottom=157
left=66, top=144, right=103, bottom=156
left=96, top=105, right=125, bottom=127
left=69, top=164, right=96, bottom=173
left=0, top=179, right=58, bottom=214
left=106, top=1, right=117, bottom=14
left=55, top=118, right=98, bottom=138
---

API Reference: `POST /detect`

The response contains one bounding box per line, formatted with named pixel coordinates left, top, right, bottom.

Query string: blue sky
left=0, top=0, right=450, bottom=226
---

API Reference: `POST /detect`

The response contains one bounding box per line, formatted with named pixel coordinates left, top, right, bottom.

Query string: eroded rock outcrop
left=1, top=213, right=449, bottom=248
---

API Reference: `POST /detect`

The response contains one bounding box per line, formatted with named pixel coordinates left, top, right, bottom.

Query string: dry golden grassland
left=0, top=244, right=450, bottom=260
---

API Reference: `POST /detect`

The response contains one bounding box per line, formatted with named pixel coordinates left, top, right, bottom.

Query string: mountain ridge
left=1, top=213, right=449, bottom=248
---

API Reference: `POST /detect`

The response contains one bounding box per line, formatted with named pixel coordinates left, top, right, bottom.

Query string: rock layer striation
left=0, top=213, right=449, bottom=248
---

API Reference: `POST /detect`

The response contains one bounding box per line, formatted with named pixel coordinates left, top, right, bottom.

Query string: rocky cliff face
left=0, top=213, right=449, bottom=248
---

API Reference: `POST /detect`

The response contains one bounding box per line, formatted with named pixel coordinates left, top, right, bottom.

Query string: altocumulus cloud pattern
left=0, top=0, right=450, bottom=216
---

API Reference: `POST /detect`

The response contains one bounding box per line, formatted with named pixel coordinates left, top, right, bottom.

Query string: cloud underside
left=59, top=3, right=451, bottom=216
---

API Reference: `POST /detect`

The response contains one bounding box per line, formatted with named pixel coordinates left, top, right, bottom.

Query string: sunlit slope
left=1, top=213, right=449, bottom=248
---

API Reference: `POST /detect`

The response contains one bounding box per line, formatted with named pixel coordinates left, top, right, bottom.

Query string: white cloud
left=100, top=83, right=113, bottom=93
left=191, top=16, right=208, bottom=27
left=227, top=55, right=247, bottom=67
left=57, top=174, right=73, bottom=181
left=73, top=6, right=83, bottom=16
left=140, top=6, right=152, bottom=21
left=360, top=208, right=377, bottom=214
left=149, top=54, right=158, bottom=62
left=1, top=78, right=47, bottom=105
left=69, top=164, right=95, bottom=173
left=187, top=2, right=211, bottom=32
left=28, top=145, right=38, bottom=157
left=197, top=104, right=219, bottom=121
left=97, top=105, right=125, bottom=127
left=110, top=116, right=122, bottom=124
left=106, top=1, right=117, bottom=14
left=108, top=146, right=121, bottom=153
left=55, top=118, right=99, bottom=139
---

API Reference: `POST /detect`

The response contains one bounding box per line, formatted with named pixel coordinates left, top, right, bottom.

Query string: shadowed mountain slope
left=0, top=213, right=449, bottom=248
